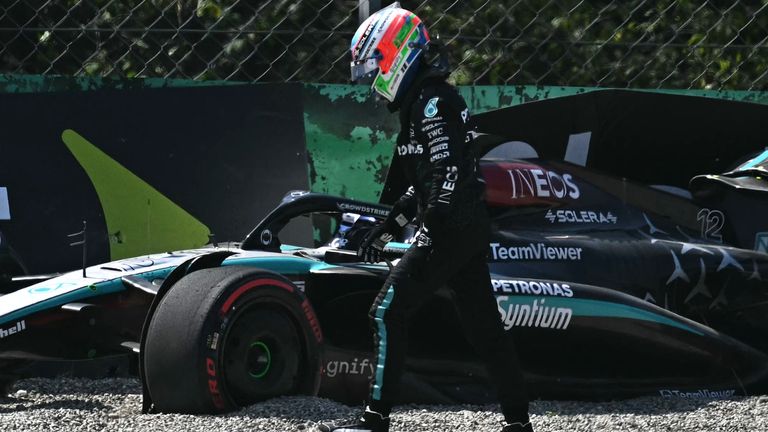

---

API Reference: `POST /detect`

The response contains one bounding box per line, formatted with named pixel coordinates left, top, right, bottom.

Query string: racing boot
left=501, top=421, right=534, bottom=432
left=317, top=407, right=389, bottom=432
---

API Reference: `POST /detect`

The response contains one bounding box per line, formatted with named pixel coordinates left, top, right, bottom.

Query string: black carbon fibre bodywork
left=313, top=153, right=768, bottom=403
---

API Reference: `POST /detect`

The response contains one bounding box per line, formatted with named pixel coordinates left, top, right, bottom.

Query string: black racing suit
left=367, top=75, right=530, bottom=423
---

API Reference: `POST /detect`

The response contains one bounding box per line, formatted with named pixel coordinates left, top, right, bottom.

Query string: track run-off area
left=0, top=378, right=766, bottom=431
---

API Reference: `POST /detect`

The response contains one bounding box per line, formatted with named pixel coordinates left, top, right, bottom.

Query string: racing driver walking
left=319, top=3, right=533, bottom=432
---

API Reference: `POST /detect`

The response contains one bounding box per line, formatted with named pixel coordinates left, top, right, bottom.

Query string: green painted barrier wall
left=303, top=84, right=768, bottom=202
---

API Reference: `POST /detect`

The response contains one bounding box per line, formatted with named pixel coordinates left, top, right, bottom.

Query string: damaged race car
left=0, top=90, right=767, bottom=413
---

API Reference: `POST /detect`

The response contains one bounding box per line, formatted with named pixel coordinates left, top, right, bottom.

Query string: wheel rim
left=247, top=341, right=272, bottom=378
left=221, top=303, right=302, bottom=405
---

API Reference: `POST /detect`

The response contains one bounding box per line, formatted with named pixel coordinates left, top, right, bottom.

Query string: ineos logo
left=507, top=168, right=580, bottom=200
left=438, top=166, right=458, bottom=204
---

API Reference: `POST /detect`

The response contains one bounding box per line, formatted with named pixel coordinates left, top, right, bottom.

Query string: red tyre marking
left=301, top=299, right=323, bottom=343
left=206, top=357, right=225, bottom=409
left=219, top=278, right=294, bottom=315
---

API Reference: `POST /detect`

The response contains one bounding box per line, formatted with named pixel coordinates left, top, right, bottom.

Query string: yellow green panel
left=61, top=129, right=210, bottom=259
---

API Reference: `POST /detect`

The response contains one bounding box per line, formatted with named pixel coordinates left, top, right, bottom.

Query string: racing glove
left=357, top=187, right=417, bottom=263
left=418, top=207, right=444, bottom=249
left=414, top=225, right=433, bottom=249
left=358, top=225, right=394, bottom=263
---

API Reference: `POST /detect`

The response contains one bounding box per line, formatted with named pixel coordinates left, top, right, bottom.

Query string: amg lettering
left=430, top=152, right=449, bottom=162
left=497, top=297, right=573, bottom=330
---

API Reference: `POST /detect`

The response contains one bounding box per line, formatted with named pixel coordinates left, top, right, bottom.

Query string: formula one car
left=0, top=90, right=767, bottom=414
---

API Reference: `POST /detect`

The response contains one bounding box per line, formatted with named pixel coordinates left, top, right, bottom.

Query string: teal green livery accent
left=1, top=256, right=335, bottom=326
left=0, top=268, right=175, bottom=325
left=386, top=242, right=411, bottom=250
left=222, top=256, right=337, bottom=274
left=372, top=285, right=396, bottom=400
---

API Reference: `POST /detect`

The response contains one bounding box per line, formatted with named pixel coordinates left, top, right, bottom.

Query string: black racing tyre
left=143, top=266, right=323, bottom=414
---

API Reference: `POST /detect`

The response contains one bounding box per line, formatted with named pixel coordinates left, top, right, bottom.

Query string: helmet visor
left=350, top=56, right=379, bottom=84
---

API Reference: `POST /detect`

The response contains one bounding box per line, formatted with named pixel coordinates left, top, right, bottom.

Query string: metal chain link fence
left=1, top=0, right=767, bottom=89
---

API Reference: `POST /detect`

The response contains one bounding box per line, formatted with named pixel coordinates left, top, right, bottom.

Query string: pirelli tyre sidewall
left=144, top=266, right=323, bottom=414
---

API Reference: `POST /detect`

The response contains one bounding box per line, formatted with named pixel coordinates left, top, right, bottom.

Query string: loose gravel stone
left=0, top=378, right=765, bottom=431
